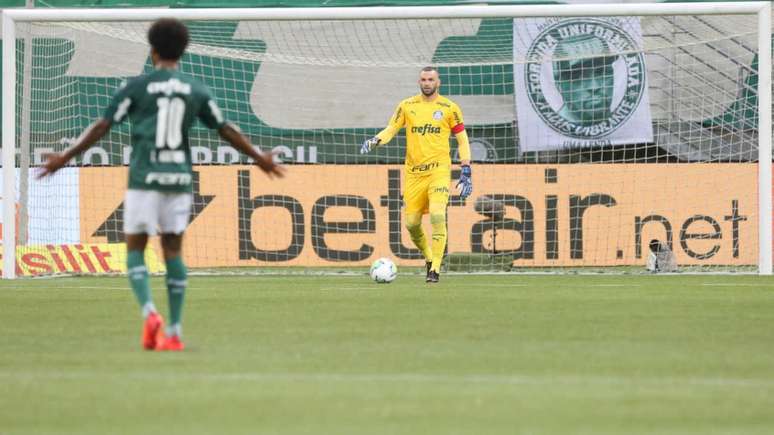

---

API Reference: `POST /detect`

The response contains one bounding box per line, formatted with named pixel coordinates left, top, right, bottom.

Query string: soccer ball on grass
left=370, top=257, right=397, bottom=283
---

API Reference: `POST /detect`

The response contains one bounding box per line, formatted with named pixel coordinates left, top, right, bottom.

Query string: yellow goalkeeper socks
left=430, top=207, right=447, bottom=272
left=405, top=212, right=432, bottom=262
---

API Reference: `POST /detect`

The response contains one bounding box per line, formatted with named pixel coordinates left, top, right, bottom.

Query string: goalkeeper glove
left=456, top=165, right=472, bottom=199
left=360, top=136, right=380, bottom=154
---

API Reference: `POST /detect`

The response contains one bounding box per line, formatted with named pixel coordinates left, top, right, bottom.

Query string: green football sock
left=127, top=250, right=153, bottom=314
left=165, top=256, right=187, bottom=333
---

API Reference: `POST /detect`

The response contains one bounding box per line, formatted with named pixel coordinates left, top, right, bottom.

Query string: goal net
left=1, top=3, right=771, bottom=277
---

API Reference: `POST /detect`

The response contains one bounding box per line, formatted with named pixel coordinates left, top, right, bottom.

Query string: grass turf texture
left=1, top=274, right=774, bottom=434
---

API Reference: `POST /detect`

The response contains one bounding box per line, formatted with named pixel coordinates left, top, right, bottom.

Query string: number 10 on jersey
left=154, top=97, right=186, bottom=164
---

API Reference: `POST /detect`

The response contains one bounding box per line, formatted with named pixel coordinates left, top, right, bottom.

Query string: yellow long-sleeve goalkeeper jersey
left=376, top=94, right=470, bottom=176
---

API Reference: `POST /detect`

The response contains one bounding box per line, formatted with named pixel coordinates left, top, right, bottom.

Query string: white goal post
left=1, top=2, right=772, bottom=278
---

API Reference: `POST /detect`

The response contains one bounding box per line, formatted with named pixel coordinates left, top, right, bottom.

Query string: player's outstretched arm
left=361, top=103, right=405, bottom=154
left=218, top=123, right=285, bottom=178
left=37, top=119, right=111, bottom=179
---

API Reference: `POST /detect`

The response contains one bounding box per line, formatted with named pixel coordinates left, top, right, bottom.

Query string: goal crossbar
left=0, top=3, right=769, bottom=21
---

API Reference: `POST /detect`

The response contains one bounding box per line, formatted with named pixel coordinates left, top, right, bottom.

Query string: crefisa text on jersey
left=146, top=78, right=192, bottom=96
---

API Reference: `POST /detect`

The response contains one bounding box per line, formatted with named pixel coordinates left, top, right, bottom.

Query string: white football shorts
left=124, top=189, right=193, bottom=236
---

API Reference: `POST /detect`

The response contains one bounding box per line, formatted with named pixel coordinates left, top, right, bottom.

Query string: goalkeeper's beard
left=421, top=84, right=438, bottom=97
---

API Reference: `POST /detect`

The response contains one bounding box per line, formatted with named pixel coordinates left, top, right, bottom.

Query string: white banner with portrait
left=513, top=17, right=654, bottom=152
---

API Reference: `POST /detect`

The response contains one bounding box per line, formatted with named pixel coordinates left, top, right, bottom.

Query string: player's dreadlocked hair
left=148, top=18, right=190, bottom=61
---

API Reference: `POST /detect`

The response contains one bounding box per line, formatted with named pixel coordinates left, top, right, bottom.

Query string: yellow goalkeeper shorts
left=403, top=170, right=450, bottom=215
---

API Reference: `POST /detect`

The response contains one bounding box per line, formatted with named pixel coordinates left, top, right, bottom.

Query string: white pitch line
left=0, top=286, right=125, bottom=291
left=1, top=371, right=772, bottom=389
left=701, top=283, right=773, bottom=287
left=319, top=287, right=374, bottom=291
left=586, top=284, right=642, bottom=287
left=0, top=286, right=211, bottom=291
left=319, top=284, right=530, bottom=290
left=463, top=283, right=528, bottom=287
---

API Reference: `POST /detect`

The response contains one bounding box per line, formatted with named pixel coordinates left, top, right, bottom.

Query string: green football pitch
left=2, top=273, right=774, bottom=434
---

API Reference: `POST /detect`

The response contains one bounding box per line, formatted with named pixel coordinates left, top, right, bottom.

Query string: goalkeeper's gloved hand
left=360, top=136, right=380, bottom=154
left=456, top=165, right=472, bottom=199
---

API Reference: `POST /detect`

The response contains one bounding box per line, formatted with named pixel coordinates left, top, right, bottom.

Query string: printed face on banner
left=552, top=34, right=617, bottom=127
left=514, top=17, right=654, bottom=151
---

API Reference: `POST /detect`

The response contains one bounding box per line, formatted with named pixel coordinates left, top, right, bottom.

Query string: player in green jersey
left=39, top=18, right=285, bottom=351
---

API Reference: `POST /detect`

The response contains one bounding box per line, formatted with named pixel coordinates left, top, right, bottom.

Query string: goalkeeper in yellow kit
left=361, top=67, right=472, bottom=283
